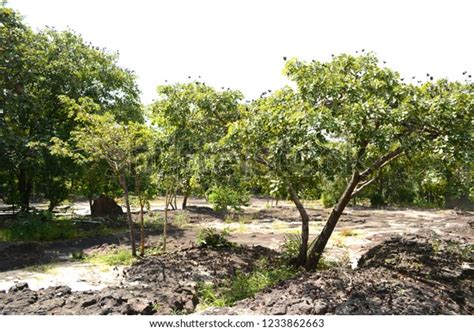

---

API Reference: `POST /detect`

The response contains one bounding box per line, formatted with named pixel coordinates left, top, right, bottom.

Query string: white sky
left=8, top=0, right=474, bottom=104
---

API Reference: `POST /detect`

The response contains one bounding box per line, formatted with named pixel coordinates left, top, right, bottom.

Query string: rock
left=127, top=298, right=154, bottom=315
left=9, top=282, right=29, bottom=293
left=81, top=298, right=97, bottom=308
left=270, top=304, right=287, bottom=315
left=91, top=195, right=123, bottom=218
left=313, top=299, right=329, bottom=314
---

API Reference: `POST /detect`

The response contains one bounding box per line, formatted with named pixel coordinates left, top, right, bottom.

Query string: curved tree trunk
left=288, top=184, right=310, bottom=267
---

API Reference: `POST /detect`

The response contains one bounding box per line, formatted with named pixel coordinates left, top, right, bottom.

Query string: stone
left=90, top=195, right=123, bottom=218
left=270, top=304, right=287, bottom=315
left=80, top=298, right=97, bottom=308
left=9, top=282, right=29, bottom=293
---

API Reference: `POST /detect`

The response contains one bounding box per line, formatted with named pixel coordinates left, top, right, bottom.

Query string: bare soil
left=0, top=199, right=472, bottom=315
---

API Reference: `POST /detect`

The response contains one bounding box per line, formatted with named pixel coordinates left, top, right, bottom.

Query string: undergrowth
left=197, top=258, right=297, bottom=309
left=85, top=248, right=136, bottom=266
left=0, top=211, right=126, bottom=242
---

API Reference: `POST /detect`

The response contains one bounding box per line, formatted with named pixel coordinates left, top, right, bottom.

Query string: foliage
left=196, top=227, right=233, bottom=249
left=0, top=212, right=126, bottom=242
left=207, top=186, right=250, bottom=212
left=197, top=258, right=297, bottom=308
left=0, top=5, right=142, bottom=211
left=85, top=248, right=136, bottom=266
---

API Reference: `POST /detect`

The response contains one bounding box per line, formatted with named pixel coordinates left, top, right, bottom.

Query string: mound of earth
left=204, top=235, right=473, bottom=315
left=0, top=245, right=277, bottom=315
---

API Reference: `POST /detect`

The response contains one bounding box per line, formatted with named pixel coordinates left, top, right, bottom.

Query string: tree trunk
left=288, top=185, right=310, bottom=267
left=182, top=193, right=188, bottom=210
left=163, top=190, right=168, bottom=252
left=119, top=172, right=136, bottom=257
left=305, top=171, right=360, bottom=271
left=140, top=201, right=145, bottom=257
left=17, top=167, right=32, bottom=212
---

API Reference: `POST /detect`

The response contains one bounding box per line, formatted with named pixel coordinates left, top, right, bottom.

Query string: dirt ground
left=0, top=198, right=473, bottom=314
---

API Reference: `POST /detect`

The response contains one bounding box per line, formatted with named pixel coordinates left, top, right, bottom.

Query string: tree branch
left=359, top=147, right=404, bottom=180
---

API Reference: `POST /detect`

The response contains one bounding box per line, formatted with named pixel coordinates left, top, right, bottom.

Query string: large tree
left=51, top=97, right=152, bottom=256
left=0, top=5, right=141, bottom=211
left=282, top=53, right=473, bottom=270
left=150, top=82, right=244, bottom=209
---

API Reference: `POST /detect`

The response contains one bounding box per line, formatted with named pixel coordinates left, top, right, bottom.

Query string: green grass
left=0, top=212, right=127, bottom=242
left=196, top=258, right=298, bottom=309
left=172, top=212, right=190, bottom=228
left=85, top=248, right=136, bottom=266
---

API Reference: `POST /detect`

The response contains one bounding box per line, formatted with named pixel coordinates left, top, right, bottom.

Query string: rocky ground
left=0, top=201, right=473, bottom=315
left=0, top=235, right=472, bottom=315
left=205, top=236, right=473, bottom=315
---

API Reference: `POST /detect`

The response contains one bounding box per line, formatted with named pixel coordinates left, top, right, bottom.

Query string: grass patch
left=24, top=263, right=59, bottom=274
left=172, top=212, right=190, bottom=228
left=85, top=248, right=136, bottom=266
left=197, top=258, right=298, bottom=309
left=1, top=211, right=127, bottom=242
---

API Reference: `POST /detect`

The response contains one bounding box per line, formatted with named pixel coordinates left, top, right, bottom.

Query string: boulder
left=90, top=195, right=123, bottom=218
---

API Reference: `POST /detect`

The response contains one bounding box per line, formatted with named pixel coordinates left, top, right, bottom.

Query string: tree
left=150, top=82, right=244, bottom=209
left=221, top=87, right=334, bottom=266
left=0, top=5, right=141, bottom=211
left=282, top=53, right=473, bottom=270
left=51, top=97, right=150, bottom=256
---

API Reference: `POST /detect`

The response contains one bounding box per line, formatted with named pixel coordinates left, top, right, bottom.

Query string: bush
left=6, top=212, right=76, bottom=241
left=196, top=227, right=233, bottom=249
left=321, top=191, right=337, bottom=208
left=3, top=211, right=126, bottom=242
left=280, top=233, right=303, bottom=263
left=207, top=186, right=250, bottom=212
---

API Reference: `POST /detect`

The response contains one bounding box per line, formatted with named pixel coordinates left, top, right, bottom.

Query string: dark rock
left=81, top=298, right=97, bottom=308
left=91, top=195, right=123, bottom=218
left=9, top=282, right=29, bottom=293
left=313, top=299, right=329, bottom=314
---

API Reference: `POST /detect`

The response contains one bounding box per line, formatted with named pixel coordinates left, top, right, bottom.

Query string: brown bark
left=288, top=184, right=310, bottom=266
left=182, top=194, right=188, bottom=210
left=305, top=147, right=404, bottom=271
left=119, top=172, right=136, bottom=257
left=306, top=171, right=361, bottom=270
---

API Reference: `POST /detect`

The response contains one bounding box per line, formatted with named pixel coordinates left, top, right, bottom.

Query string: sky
left=8, top=0, right=474, bottom=104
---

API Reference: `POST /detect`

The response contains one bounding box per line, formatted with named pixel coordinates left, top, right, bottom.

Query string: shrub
left=207, top=186, right=250, bottom=212
left=321, top=191, right=337, bottom=208
left=196, top=227, right=233, bottom=249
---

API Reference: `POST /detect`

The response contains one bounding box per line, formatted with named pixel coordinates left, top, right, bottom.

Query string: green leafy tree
left=150, top=82, right=244, bottom=209
left=0, top=5, right=141, bottom=211
left=283, top=53, right=473, bottom=270
left=221, top=88, right=333, bottom=266
left=51, top=97, right=150, bottom=256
